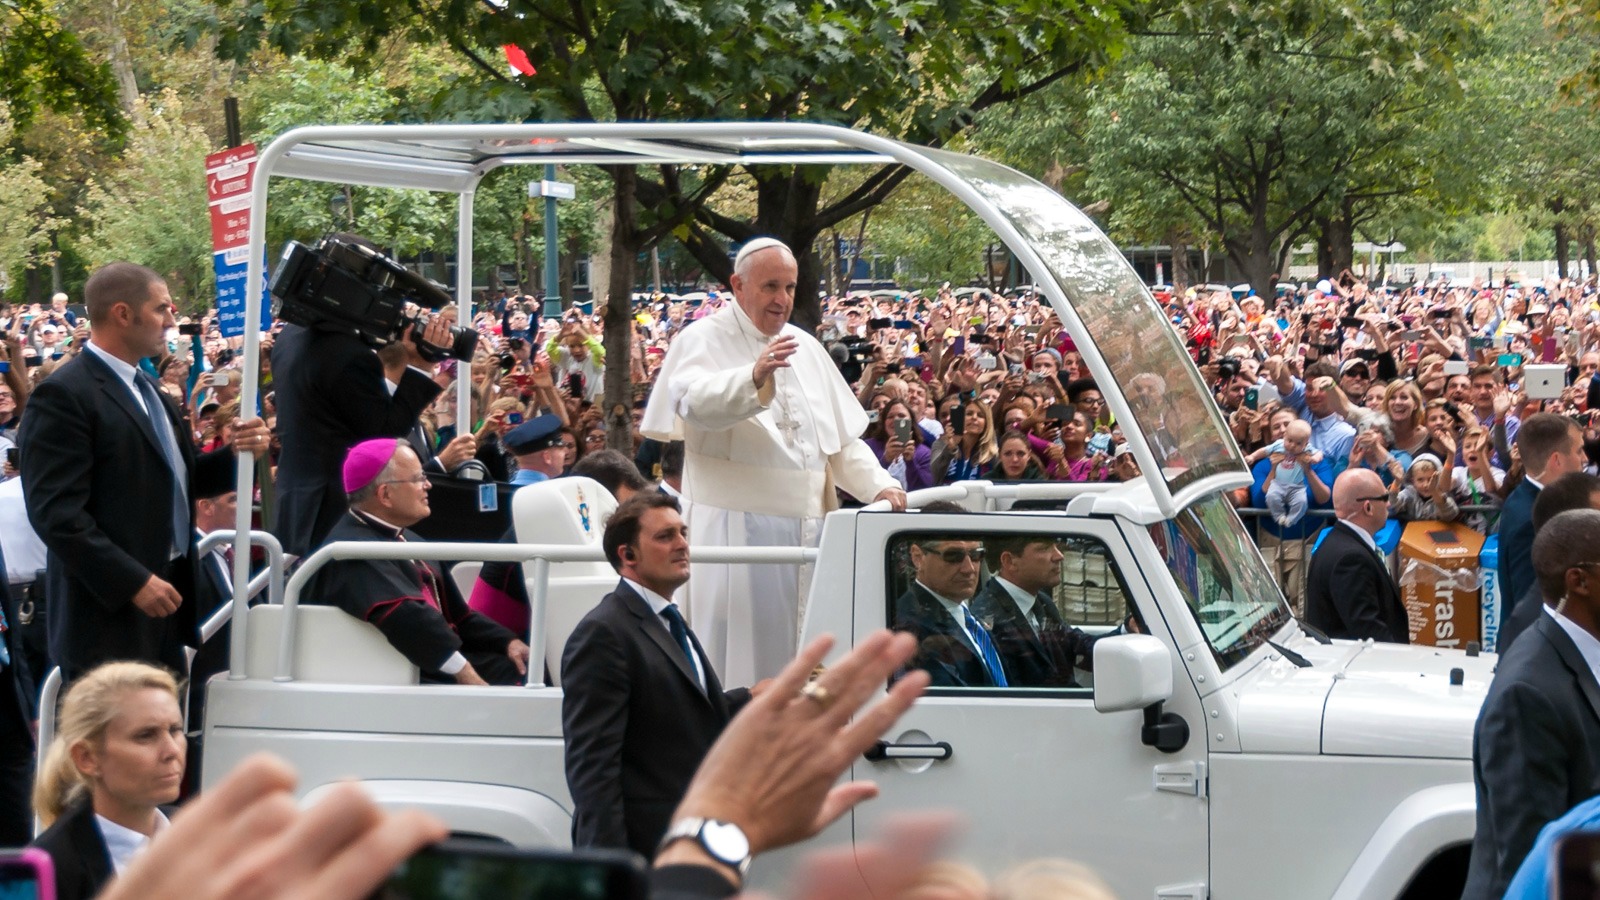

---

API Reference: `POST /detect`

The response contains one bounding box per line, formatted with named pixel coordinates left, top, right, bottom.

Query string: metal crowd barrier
left=1235, top=505, right=1502, bottom=615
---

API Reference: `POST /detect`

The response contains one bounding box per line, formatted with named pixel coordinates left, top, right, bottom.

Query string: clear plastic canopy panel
left=922, top=147, right=1242, bottom=496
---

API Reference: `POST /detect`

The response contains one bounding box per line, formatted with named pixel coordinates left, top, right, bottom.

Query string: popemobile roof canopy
left=231, top=121, right=1250, bottom=576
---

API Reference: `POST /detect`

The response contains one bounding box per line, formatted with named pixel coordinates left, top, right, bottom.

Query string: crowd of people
left=3, top=241, right=1600, bottom=897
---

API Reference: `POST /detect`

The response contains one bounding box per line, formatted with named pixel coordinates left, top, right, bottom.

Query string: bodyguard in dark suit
left=891, top=539, right=1011, bottom=688
left=1496, top=478, right=1539, bottom=618
left=1464, top=509, right=1600, bottom=899
left=562, top=492, right=751, bottom=858
left=270, top=317, right=445, bottom=557
left=1305, top=469, right=1409, bottom=643
left=1496, top=414, right=1588, bottom=628
left=19, top=263, right=269, bottom=682
left=1498, top=472, right=1600, bottom=654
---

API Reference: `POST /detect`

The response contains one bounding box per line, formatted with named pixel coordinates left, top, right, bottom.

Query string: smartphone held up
left=373, top=842, right=647, bottom=900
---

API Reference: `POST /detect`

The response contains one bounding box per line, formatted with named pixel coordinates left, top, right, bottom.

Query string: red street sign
left=206, top=144, right=257, bottom=252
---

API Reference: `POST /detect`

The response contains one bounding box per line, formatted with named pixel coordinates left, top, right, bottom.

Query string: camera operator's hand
left=403, top=317, right=453, bottom=372
left=437, top=434, right=477, bottom=470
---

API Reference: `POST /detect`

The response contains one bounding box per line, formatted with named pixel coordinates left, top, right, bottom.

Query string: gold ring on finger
left=799, top=681, right=833, bottom=710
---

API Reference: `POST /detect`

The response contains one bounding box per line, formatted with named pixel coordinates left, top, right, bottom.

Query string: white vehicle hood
left=1230, top=638, right=1495, bottom=759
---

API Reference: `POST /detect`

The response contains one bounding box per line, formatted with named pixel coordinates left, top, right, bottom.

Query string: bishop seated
left=304, top=438, right=531, bottom=685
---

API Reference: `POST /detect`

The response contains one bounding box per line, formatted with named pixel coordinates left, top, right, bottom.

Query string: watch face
left=702, top=820, right=750, bottom=863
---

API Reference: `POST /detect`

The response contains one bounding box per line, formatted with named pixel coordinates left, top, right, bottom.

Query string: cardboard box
left=1398, top=521, right=1485, bottom=649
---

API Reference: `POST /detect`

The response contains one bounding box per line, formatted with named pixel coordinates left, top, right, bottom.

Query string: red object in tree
left=503, top=44, right=536, bottom=76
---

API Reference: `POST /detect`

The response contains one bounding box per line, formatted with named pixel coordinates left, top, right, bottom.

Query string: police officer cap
left=504, top=413, right=565, bottom=455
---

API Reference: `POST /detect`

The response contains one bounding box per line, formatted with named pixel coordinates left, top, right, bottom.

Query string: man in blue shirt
left=1271, top=361, right=1356, bottom=476
left=1249, top=408, right=1335, bottom=615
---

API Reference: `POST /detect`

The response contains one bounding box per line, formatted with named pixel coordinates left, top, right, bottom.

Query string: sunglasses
left=922, top=546, right=984, bottom=564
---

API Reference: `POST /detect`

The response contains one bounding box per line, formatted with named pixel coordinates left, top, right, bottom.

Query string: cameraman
left=271, top=313, right=451, bottom=558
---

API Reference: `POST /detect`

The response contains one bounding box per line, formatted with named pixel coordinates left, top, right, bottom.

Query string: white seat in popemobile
left=244, top=604, right=420, bottom=685
left=511, top=476, right=620, bottom=685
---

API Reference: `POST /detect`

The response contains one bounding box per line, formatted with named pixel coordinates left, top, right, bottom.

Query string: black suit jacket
left=1304, top=521, right=1409, bottom=643
left=892, top=582, right=1003, bottom=687
left=1496, top=582, right=1543, bottom=655
left=1495, top=479, right=1539, bottom=626
left=970, top=578, right=1098, bottom=688
left=561, top=580, right=750, bottom=859
left=19, top=350, right=235, bottom=678
left=270, top=324, right=442, bottom=556
left=29, top=797, right=113, bottom=900
left=1463, top=613, right=1600, bottom=899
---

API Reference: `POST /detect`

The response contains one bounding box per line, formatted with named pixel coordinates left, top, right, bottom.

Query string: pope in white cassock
left=641, top=238, right=906, bottom=685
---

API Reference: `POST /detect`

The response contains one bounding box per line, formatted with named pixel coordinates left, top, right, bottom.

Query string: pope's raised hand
left=754, top=335, right=800, bottom=390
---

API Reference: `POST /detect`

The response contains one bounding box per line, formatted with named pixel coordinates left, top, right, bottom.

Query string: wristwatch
left=658, top=817, right=752, bottom=878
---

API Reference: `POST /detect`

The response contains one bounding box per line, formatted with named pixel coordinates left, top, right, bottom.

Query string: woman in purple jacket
left=864, top=398, right=935, bottom=491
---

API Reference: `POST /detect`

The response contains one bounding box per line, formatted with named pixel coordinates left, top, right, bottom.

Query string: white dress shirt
left=624, top=576, right=705, bottom=691
left=96, top=810, right=169, bottom=875
left=1548, top=605, right=1600, bottom=686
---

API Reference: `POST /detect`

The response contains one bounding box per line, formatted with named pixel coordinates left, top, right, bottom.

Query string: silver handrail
left=194, top=530, right=285, bottom=681
left=33, top=529, right=285, bottom=800
left=278, top=541, right=820, bottom=684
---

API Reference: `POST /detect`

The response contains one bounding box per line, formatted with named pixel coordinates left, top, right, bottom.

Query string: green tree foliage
left=1080, top=0, right=1473, bottom=296
left=1465, top=0, right=1600, bottom=274
left=0, top=109, right=58, bottom=288
left=76, top=91, right=214, bottom=311
left=0, top=0, right=126, bottom=139
left=862, top=175, right=993, bottom=287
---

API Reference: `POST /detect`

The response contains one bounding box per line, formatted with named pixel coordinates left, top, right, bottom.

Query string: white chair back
left=511, top=477, right=621, bottom=684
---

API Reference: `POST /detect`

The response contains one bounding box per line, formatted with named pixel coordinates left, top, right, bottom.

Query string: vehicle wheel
left=1396, top=843, right=1469, bottom=900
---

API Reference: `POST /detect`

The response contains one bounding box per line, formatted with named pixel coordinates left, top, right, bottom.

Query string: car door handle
left=864, top=740, right=953, bottom=762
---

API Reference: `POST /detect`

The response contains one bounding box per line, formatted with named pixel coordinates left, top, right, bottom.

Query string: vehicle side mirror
left=1093, top=634, right=1173, bottom=713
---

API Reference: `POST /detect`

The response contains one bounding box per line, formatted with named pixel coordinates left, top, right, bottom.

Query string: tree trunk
left=1585, top=226, right=1598, bottom=281
left=105, top=0, right=143, bottom=122
left=1313, top=203, right=1355, bottom=281
left=1170, top=239, right=1191, bottom=293
left=1555, top=221, right=1570, bottom=279
left=1228, top=213, right=1277, bottom=301
left=603, top=167, right=638, bottom=452
left=1313, top=214, right=1335, bottom=278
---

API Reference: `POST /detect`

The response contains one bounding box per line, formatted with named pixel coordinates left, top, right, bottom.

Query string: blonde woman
left=29, top=662, right=184, bottom=900
left=932, top=399, right=997, bottom=484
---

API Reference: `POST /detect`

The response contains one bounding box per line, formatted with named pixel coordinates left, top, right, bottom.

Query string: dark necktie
left=660, top=603, right=704, bottom=692
left=136, top=374, right=188, bottom=557
left=964, top=606, right=1009, bottom=687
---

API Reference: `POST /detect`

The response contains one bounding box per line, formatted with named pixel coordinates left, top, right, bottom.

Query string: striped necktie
left=964, top=606, right=1009, bottom=687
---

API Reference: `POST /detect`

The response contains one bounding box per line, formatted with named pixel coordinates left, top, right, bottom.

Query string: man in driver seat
left=972, top=536, right=1117, bottom=687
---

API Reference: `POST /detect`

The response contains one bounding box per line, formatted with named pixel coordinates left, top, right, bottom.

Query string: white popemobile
left=52, top=124, right=1493, bottom=899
